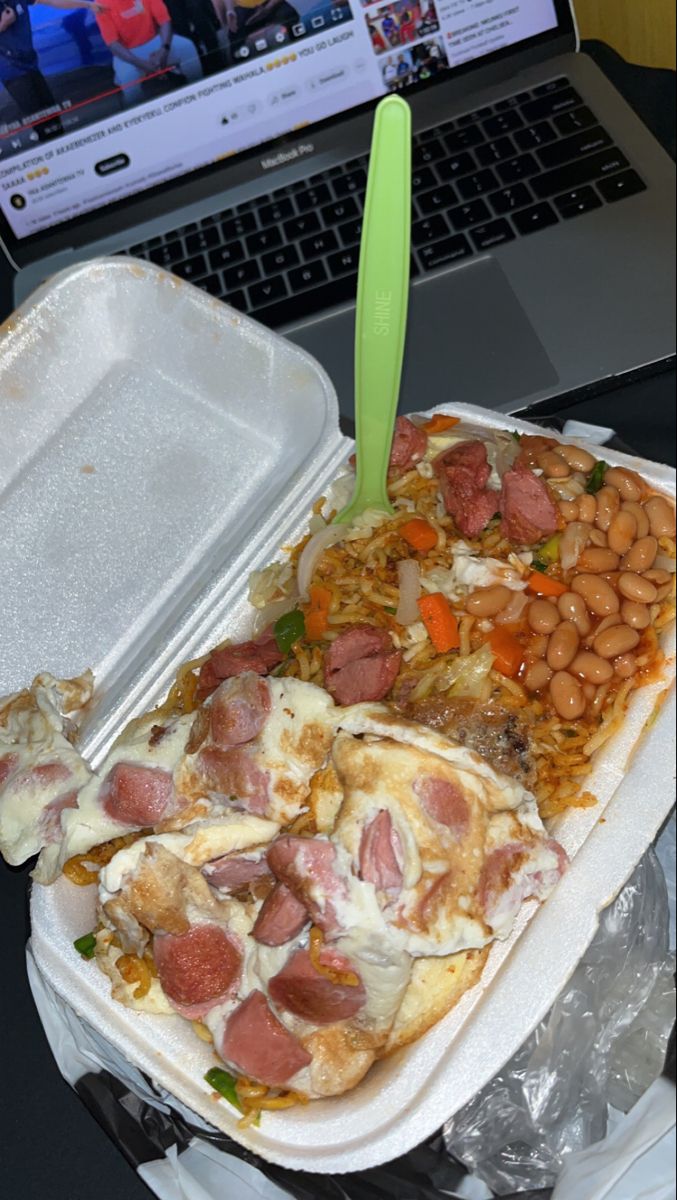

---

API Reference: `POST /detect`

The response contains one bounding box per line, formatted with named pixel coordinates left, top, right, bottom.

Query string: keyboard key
left=496, top=91, right=530, bottom=109
left=173, top=255, right=207, bottom=281
left=497, top=153, right=539, bottom=184
left=514, top=121, right=557, bottom=151
left=411, top=165, right=437, bottom=192
left=417, top=184, right=457, bottom=214
left=419, top=122, right=454, bottom=142
left=258, top=197, right=294, bottom=225
left=199, top=273, right=224, bottom=297
left=246, top=227, right=283, bottom=255
left=444, top=126, right=485, bottom=153
left=321, top=197, right=360, bottom=225
left=521, top=87, right=582, bottom=123
left=333, top=169, right=367, bottom=197
left=283, top=212, right=321, bottom=240
left=248, top=275, right=288, bottom=308
left=289, top=260, right=328, bottom=291
left=224, top=289, right=246, bottom=312
left=436, top=152, right=477, bottom=181
left=476, top=136, right=515, bottom=165
left=554, top=186, right=603, bottom=219
left=554, top=105, right=597, bottom=135
left=208, top=242, right=244, bottom=270
left=512, top=202, right=559, bottom=235
left=448, top=198, right=491, bottom=231
left=224, top=259, right=260, bottom=289
left=597, top=169, right=647, bottom=203
left=458, top=105, right=493, bottom=125
left=185, top=227, right=219, bottom=255
left=418, top=234, right=472, bottom=269
left=300, top=229, right=339, bottom=261
left=254, top=273, right=358, bottom=329
left=296, top=183, right=332, bottom=211
left=338, top=217, right=362, bottom=245
left=412, top=214, right=449, bottom=244
left=483, top=110, right=523, bottom=137
left=489, top=182, right=533, bottom=214
left=129, top=236, right=161, bottom=254
left=471, top=219, right=516, bottom=250
left=222, top=212, right=256, bottom=239
left=457, top=168, right=498, bottom=200
left=532, top=76, right=569, bottom=96
left=262, top=244, right=299, bottom=273
left=148, top=239, right=184, bottom=267
left=328, top=246, right=360, bottom=276
left=537, top=126, right=612, bottom=169
left=531, top=147, right=629, bottom=198
left=413, top=138, right=446, bottom=167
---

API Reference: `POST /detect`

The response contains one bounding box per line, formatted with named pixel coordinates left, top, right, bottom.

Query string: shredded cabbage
left=444, top=644, right=495, bottom=700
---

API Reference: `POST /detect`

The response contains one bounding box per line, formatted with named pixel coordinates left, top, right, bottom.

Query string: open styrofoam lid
left=0, top=258, right=345, bottom=750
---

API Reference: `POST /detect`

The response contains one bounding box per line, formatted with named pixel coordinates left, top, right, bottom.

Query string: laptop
left=0, top=0, right=674, bottom=421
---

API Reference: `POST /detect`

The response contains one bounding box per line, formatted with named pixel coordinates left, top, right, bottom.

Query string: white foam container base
left=2, top=259, right=675, bottom=1173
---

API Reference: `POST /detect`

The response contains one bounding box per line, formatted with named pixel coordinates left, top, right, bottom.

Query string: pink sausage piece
left=413, top=775, right=471, bottom=840
left=252, top=883, right=309, bottom=947
left=324, top=625, right=401, bottom=705
left=209, top=674, right=271, bottom=750
left=268, top=948, right=366, bottom=1026
left=100, top=762, right=175, bottom=826
left=499, top=462, right=558, bottom=545
left=221, top=990, right=312, bottom=1087
left=197, top=747, right=269, bottom=815
left=359, top=810, right=403, bottom=896
left=154, top=924, right=242, bottom=1019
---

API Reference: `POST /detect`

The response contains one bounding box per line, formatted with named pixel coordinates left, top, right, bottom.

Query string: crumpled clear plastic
left=443, top=839, right=676, bottom=1196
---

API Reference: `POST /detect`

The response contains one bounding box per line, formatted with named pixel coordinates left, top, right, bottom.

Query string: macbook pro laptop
left=0, top=0, right=674, bottom=420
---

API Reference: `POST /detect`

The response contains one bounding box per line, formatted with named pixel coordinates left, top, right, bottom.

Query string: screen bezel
left=0, top=0, right=576, bottom=267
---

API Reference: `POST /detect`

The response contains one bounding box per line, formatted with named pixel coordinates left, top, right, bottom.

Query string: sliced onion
left=297, top=524, right=347, bottom=600
left=654, top=554, right=676, bottom=574
left=396, top=559, right=421, bottom=625
left=495, top=589, right=529, bottom=625
left=560, top=521, right=590, bottom=571
left=492, top=429, right=521, bottom=478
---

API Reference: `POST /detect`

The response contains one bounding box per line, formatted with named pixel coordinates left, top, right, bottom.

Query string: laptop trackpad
left=287, top=257, right=558, bottom=420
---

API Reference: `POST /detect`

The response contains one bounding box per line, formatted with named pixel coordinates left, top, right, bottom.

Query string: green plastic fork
left=334, top=94, right=412, bottom=526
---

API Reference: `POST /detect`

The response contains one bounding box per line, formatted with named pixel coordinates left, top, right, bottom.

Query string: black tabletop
left=1, top=41, right=675, bottom=1200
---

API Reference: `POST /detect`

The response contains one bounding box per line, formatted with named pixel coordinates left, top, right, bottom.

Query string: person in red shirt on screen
left=96, top=0, right=202, bottom=105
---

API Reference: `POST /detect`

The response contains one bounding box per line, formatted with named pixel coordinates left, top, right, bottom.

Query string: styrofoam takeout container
left=1, top=259, right=675, bottom=1173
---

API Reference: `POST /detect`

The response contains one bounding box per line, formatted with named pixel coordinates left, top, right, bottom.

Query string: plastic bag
left=443, top=839, right=675, bottom=1196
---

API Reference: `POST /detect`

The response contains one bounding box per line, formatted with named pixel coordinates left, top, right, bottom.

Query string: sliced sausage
left=196, top=747, right=269, bottom=814
left=499, top=462, right=559, bottom=544
left=221, top=990, right=312, bottom=1087
left=153, top=924, right=242, bottom=1018
left=100, top=762, right=175, bottom=826
left=202, top=853, right=271, bottom=892
left=388, top=416, right=428, bottom=473
left=196, top=630, right=284, bottom=703
left=38, top=789, right=79, bottom=844
left=268, top=948, right=366, bottom=1025
left=324, top=625, right=401, bottom=705
left=253, top=883, right=309, bottom=947
left=359, top=809, right=403, bottom=896
left=413, top=774, right=470, bottom=839
left=209, top=674, right=271, bottom=749
left=433, top=441, right=499, bottom=538
left=267, top=835, right=347, bottom=936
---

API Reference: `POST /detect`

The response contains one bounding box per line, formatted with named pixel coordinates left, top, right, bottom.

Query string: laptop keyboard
left=122, top=76, right=646, bottom=328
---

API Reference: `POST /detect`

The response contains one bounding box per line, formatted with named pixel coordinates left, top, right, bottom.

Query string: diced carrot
left=305, top=585, right=332, bottom=641
left=487, top=627, right=524, bottom=678
left=400, top=518, right=438, bottom=553
left=421, top=413, right=461, bottom=434
left=417, top=592, right=460, bottom=653
left=526, top=571, right=568, bottom=597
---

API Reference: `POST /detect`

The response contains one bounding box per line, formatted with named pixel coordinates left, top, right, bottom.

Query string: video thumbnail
left=366, top=0, right=438, bottom=55
left=380, top=33, right=447, bottom=90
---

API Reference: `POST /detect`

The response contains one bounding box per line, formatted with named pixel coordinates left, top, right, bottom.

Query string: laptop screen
left=0, top=0, right=560, bottom=241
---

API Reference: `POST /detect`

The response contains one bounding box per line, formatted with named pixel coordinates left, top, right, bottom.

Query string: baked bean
left=528, top=599, right=561, bottom=634
left=644, top=495, right=676, bottom=539
left=595, top=486, right=620, bottom=532
left=570, top=651, right=614, bottom=684
left=621, top=501, right=650, bottom=538
left=557, top=444, right=597, bottom=473
left=571, top=574, right=620, bottom=617
left=559, top=500, right=579, bottom=522
left=607, top=510, right=637, bottom=556
left=550, top=671, right=586, bottom=719
left=582, top=682, right=596, bottom=701
left=588, top=528, right=609, bottom=547
left=593, top=624, right=640, bottom=659
left=466, top=585, right=512, bottom=617
left=557, top=591, right=592, bottom=636
left=620, top=599, right=651, bottom=630
left=644, top=568, right=675, bottom=602
left=537, top=450, right=571, bottom=479
left=547, top=621, right=580, bottom=670
left=621, top=535, right=658, bottom=573
left=523, top=660, right=553, bottom=693
left=604, top=467, right=644, bottom=502
left=614, top=653, right=638, bottom=679
left=617, top=572, right=658, bottom=604
left=577, top=494, right=598, bottom=524
left=577, top=547, right=620, bottom=574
